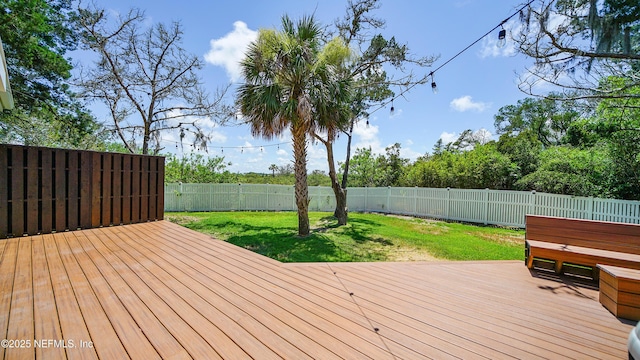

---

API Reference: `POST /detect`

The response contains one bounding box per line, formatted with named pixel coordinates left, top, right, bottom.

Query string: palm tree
left=268, top=164, right=278, bottom=177
left=237, top=15, right=350, bottom=236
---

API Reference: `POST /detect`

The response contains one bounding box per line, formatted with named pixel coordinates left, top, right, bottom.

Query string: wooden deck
left=1, top=221, right=634, bottom=359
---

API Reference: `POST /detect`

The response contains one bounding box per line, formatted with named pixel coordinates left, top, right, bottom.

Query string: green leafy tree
left=165, top=153, right=234, bottom=183
left=341, top=147, right=380, bottom=187
left=590, top=77, right=640, bottom=199
left=494, top=97, right=581, bottom=147
left=378, top=143, right=408, bottom=187
left=237, top=15, right=348, bottom=236
left=0, top=0, right=102, bottom=147
left=496, top=130, right=543, bottom=178
left=515, top=146, right=611, bottom=197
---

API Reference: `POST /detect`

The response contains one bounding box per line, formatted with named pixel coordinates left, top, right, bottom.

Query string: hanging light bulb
left=390, top=99, right=395, bottom=115
left=497, top=27, right=507, bottom=48
left=366, top=119, right=370, bottom=127
left=430, top=72, right=438, bottom=94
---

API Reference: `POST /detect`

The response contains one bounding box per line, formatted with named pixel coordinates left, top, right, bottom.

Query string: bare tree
left=514, top=0, right=640, bottom=102
left=77, top=7, right=231, bottom=154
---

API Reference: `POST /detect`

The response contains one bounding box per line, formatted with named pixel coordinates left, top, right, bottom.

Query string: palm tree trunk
left=292, top=123, right=310, bottom=236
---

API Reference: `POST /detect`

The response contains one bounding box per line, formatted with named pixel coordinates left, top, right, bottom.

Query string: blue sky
left=80, top=0, right=536, bottom=173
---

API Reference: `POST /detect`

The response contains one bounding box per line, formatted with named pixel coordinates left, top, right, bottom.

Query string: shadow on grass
left=333, top=216, right=394, bottom=246
left=183, top=215, right=396, bottom=262
left=188, top=220, right=342, bottom=263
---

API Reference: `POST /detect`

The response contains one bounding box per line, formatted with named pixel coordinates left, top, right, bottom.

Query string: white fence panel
left=164, top=184, right=640, bottom=227
left=593, top=198, right=640, bottom=224
left=309, top=186, right=336, bottom=212
left=447, top=189, right=486, bottom=223
left=532, top=193, right=591, bottom=219
left=487, top=190, right=529, bottom=227
left=346, top=188, right=366, bottom=211
left=415, top=188, right=449, bottom=219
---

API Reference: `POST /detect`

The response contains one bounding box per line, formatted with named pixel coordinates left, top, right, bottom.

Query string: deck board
left=1, top=220, right=635, bottom=359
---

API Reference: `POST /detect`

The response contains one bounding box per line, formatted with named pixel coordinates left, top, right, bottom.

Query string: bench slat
left=526, top=215, right=640, bottom=237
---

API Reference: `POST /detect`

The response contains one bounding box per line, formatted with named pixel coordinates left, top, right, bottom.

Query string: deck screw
left=374, top=328, right=379, bottom=332
left=349, top=292, right=354, bottom=296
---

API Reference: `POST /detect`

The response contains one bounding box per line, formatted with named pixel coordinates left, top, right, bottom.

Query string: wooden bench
left=597, top=264, right=640, bottom=320
left=525, top=215, right=640, bottom=280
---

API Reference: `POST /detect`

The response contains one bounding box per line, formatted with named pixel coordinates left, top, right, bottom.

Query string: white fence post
left=387, top=186, right=391, bottom=212
left=483, top=188, right=489, bottom=225
left=364, top=187, right=368, bottom=212
left=528, top=190, right=536, bottom=217
left=446, top=187, right=451, bottom=220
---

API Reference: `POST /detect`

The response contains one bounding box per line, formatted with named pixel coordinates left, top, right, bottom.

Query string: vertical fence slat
left=0, top=145, right=7, bottom=237
left=122, top=155, right=131, bottom=224
left=69, top=151, right=81, bottom=230
left=41, top=150, right=53, bottom=234
left=157, top=158, right=164, bottom=220
left=26, top=148, right=39, bottom=235
left=91, top=152, right=101, bottom=227
left=11, top=147, right=24, bottom=237
left=54, top=150, right=66, bottom=232
left=112, top=154, right=122, bottom=225
left=149, top=157, right=157, bottom=220
left=78, top=151, right=91, bottom=229
left=131, top=156, right=141, bottom=223
left=101, top=153, right=112, bottom=226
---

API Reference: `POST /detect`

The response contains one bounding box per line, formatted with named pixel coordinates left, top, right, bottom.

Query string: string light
left=390, top=99, right=395, bottom=115
left=497, top=26, right=507, bottom=48
left=430, top=72, right=438, bottom=94
left=363, top=0, right=535, bottom=117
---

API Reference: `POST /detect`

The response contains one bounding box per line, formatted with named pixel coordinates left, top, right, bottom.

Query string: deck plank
left=5, top=237, right=34, bottom=360
left=32, top=235, right=66, bottom=360
left=55, top=232, right=131, bottom=360
left=83, top=229, right=221, bottom=359
left=99, top=227, right=309, bottom=360
left=2, top=220, right=635, bottom=360
left=42, top=235, right=98, bottom=360
left=62, top=231, right=156, bottom=359
left=122, top=224, right=375, bottom=359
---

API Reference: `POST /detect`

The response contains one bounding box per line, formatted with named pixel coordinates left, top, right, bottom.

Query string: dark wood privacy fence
left=0, top=144, right=164, bottom=238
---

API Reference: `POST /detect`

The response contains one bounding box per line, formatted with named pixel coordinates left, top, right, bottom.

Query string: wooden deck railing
left=0, top=144, right=164, bottom=238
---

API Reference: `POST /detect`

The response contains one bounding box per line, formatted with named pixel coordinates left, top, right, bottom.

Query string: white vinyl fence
left=165, top=183, right=640, bottom=228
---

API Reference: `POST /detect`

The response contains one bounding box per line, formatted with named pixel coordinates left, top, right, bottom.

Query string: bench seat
left=526, top=240, right=640, bottom=273
left=525, top=215, right=640, bottom=280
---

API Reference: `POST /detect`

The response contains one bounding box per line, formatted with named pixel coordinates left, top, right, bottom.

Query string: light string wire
left=366, top=0, right=536, bottom=117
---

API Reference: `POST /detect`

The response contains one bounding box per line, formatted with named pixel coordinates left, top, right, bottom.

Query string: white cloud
left=450, top=96, right=490, bottom=112
left=440, top=131, right=457, bottom=144
left=352, top=121, right=384, bottom=154
left=276, top=148, right=288, bottom=156
left=204, top=21, right=257, bottom=82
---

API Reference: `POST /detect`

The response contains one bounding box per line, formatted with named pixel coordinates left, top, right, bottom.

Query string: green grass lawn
left=166, top=211, right=525, bottom=263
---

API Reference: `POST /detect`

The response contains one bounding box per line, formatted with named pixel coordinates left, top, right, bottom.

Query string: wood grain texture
left=2, top=221, right=633, bottom=359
